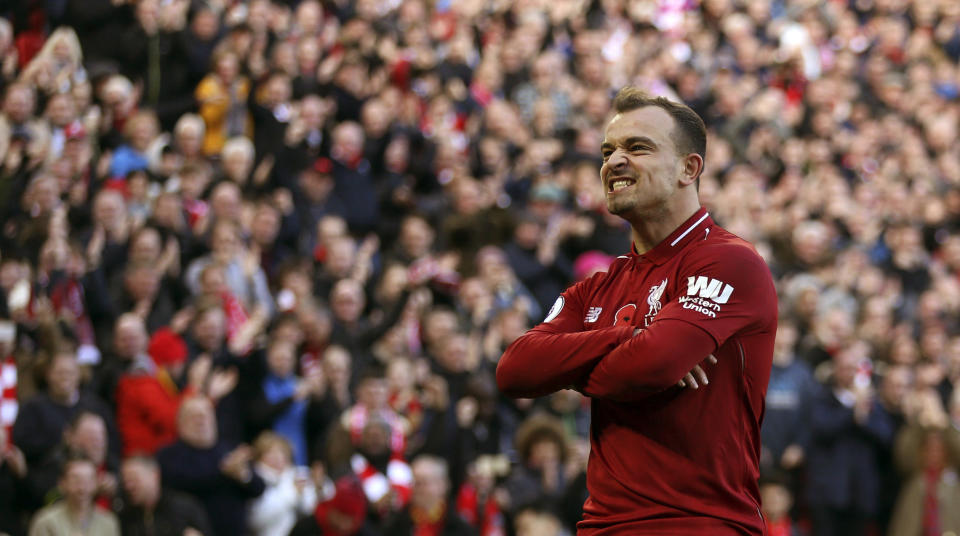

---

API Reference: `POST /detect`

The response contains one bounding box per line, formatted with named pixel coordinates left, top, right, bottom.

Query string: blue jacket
left=761, top=359, right=818, bottom=462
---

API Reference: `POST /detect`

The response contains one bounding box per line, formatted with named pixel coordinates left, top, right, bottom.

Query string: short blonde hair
left=221, top=136, right=254, bottom=162
left=174, top=113, right=205, bottom=140
left=252, top=431, right=293, bottom=462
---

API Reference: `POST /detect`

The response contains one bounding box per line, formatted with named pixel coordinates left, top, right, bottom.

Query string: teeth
left=611, top=180, right=632, bottom=191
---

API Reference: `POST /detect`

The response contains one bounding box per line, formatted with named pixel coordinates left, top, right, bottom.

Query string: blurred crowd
left=0, top=0, right=958, bottom=535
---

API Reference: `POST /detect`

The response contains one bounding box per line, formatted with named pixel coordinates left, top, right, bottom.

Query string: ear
left=678, top=153, right=703, bottom=187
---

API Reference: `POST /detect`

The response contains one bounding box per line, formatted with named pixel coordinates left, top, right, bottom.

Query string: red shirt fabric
left=497, top=208, right=777, bottom=535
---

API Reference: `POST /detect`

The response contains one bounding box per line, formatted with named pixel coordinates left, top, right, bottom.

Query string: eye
left=631, top=144, right=648, bottom=152
left=601, top=150, right=612, bottom=160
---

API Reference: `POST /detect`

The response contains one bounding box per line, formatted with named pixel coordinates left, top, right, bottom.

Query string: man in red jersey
left=496, top=87, right=777, bottom=535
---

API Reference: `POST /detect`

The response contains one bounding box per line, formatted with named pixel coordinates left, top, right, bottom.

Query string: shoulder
left=685, top=230, right=767, bottom=268
left=444, top=512, right=479, bottom=535
left=16, top=393, right=47, bottom=412
left=78, top=391, right=112, bottom=413
left=31, top=502, right=66, bottom=526
left=196, top=76, right=217, bottom=90
left=678, top=232, right=774, bottom=289
left=155, top=442, right=182, bottom=462
left=93, top=507, right=120, bottom=528
left=163, top=488, right=207, bottom=512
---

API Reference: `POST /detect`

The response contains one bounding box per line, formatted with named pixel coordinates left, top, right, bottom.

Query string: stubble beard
left=606, top=192, right=666, bottom=225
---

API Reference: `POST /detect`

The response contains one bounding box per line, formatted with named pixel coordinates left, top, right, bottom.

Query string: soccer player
left=496, top=87, right=777, bottom=535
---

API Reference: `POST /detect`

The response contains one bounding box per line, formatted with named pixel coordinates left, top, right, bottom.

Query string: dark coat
left=805, top=384, right=896, bottom=515
left=118, top=488, right=213, bottom=536
left=11, top=390, right=119, bottom=465
left=384, top=508, right=479, bottom=536
left=156, top=440, right=265, bottom=536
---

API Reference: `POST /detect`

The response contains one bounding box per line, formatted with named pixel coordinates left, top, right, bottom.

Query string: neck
left=628, top=201, right=701, bottom=254
left=65, top=499, right=91, bottom=520
left=51, top=390, right=80, bottom=406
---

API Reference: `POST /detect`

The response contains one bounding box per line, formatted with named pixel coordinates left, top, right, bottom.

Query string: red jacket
left=116, top=367, right=189, bottom=456
left=497, top=209, right=777, bottom=535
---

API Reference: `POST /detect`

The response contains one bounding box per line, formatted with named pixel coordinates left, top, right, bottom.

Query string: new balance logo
left=686, top=276, right=734, bottom=304
left=585, top=307, right=602, bottom=323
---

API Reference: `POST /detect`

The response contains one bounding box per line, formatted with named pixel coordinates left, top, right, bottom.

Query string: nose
left=603, top=149, right=629, bottom=177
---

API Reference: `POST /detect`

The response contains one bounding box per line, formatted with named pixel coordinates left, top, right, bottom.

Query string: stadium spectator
left=807, top=343, right=897, bottom=536
left=247, top=431, right=318, bottom=536
left=115, top=326, right=197, bottom=456
left=24, top=410, right=116, bottom=511
left=2, top=0, right=960, bottom=533
left=156, top=396, right=264, bottom=536
left=12, top=351, right=117, bottom=465
left=28, top=454, right=119, bottom=536
left=118, top=455, right=212, bottom=536
left=384, top=454, right=477, bottom=536
left=0, top=424, right=28, bottom=536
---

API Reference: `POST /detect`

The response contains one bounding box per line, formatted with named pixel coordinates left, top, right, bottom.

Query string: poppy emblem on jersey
left=613, top=304, right=637, bottom=326
left=544, top=296, right=565, bottom=323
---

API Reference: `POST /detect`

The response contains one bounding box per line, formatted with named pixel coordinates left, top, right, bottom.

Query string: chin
left=605, top=201, right=632, bottom=216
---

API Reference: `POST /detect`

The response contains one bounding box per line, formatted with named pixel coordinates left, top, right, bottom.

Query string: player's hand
left=677, top=355, right=717, bottom=389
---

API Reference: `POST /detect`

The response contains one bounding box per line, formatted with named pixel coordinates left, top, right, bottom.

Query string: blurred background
left=0, top=0, right=958, bottom=535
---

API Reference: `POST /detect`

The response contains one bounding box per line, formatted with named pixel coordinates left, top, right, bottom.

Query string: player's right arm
left=496, top=281, right=634, bottom=399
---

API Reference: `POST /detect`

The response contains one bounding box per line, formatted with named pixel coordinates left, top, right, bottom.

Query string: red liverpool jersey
left=497, top=208, right=777, bottom=535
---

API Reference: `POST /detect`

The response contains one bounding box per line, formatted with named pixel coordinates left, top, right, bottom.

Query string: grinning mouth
left=607, top=177, right=636, bottom=193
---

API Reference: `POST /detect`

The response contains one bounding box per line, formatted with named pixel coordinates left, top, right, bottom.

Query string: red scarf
left=411, top=502, right=446, bottom=536
left=0, top=355, right=16, bottom=441
left=923, top=468, right=942, bottom=536
left=389, top=391, right=423, bottom=424
left=456, top=483, right=505, bottom=536
left=350, top=453, right=412, bottom=511
left=49, top=277, right=95, bottom=346
left=222, top=290, right=249, bottom=345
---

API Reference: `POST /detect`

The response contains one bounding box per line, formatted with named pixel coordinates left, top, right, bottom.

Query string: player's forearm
left=496, top=325, right=633, bottom=398
left=580, top=319, right=716, bottom=400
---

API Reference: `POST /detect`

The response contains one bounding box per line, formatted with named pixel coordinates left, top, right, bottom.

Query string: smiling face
left=600, top=106, right=687, bottom=220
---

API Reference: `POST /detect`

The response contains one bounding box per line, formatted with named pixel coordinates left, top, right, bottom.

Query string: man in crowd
left=118, top=455, right=212, bottom=536
left=28, top=455, right=120, bottom=535
left=156, top=396, right=264, bottom=536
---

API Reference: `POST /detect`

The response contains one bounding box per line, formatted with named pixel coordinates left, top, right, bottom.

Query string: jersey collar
left=629, top=207, right=713, bottom=265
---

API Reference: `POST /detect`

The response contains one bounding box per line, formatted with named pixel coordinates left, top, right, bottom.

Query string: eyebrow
left=601, top=136, right=658, bottom=151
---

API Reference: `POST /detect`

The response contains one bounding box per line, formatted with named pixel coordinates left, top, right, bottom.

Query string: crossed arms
left=495, top=313, right=718, bottom=401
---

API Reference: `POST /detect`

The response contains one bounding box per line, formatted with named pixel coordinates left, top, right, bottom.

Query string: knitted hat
left=148, top=327, right=188, bottom=367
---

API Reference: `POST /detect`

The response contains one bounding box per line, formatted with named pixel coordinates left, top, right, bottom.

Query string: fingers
left=693, top=364, right=709, bottom=387
left=683, top=372, right=699, bottom=389
left=679, top=355, right=718, bottom=390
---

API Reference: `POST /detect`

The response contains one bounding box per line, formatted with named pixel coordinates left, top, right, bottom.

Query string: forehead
left=65, top=461, right=95, bottom=476
left=603, top=106, right=677, bottom=147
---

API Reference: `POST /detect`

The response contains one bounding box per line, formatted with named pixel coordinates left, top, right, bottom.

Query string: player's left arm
left=580, top=245, right=777, bottom=401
